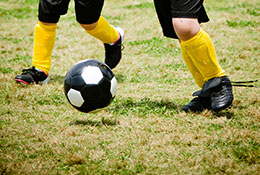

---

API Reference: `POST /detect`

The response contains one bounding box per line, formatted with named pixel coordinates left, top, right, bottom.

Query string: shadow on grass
left=109, top=97, right=182, bottom=115
left=70, top=117, right=119, bottom=127
left=110, top=97, right=236, bottom=118
left=213, top=111, right=235, bottom=119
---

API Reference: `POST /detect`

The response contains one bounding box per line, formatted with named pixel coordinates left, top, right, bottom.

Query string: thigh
left=75, top=0, right=104, bottom=24
left=38, top=0, right=70, bottom=23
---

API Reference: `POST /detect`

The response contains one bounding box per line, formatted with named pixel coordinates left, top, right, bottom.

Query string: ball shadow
left=70, top=117, right=119, bottom=127
left=109, top=97, right=183, bottom=114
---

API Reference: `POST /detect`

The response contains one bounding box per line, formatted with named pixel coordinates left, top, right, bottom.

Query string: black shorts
left=153, top=0, right=209, bottom=39
left=38, top=0, right=104, bottom=24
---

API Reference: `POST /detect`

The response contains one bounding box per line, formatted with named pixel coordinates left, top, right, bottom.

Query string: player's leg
left=171, top=0, right=233, bottom=112
left=75, top=0, right=124, bottom=69
left=174, top=18, right=226, bottom=83
left=15, top=0, right=70, bottom=84
left=180, top=39, right=205, bottom=88
left=80, top=16, right=119, bottom=45
left=153, top=0, right=233, bottom=112
left=154, top=0, right=210, bottom=112
left=32, top=21, right=57, bottom=76
left=180, top=42, right=212, bottom=112
left=154, top=0, right=205, bottom=88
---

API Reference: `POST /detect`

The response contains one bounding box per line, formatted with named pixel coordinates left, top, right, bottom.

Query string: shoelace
left=21, top=66, right=43, bottom=78
left=22, top=66, right=37, bottom=74
left=231, top=80, right=259, bottom=88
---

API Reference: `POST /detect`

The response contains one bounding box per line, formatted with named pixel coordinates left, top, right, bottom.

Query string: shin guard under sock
left=181, top=29, right=226, bottom=84
left=84, top=16, right=119, bottom=44
left=181, top=43, right=205, bottom=88
left=32, top=21, right=57, bottom=74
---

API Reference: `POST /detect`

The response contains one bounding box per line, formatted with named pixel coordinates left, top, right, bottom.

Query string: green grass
left=0, top=0, right=260, bottom=174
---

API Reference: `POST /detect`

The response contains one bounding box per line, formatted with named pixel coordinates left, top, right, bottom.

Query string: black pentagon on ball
left=64, top=73, right=72, bottom=95
left=64, top=59, right=116, bottom=113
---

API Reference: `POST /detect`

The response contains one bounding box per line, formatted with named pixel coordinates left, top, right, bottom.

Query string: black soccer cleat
left=210, top=76, right=233, bottom=111
left=182, top=96, right=211, bottom=112
left=15, top=66, right=49, bottom=85
left=190, top=76, right=233, bottom=112
left=104, top=27, right=124, bottom=69
left=183, top=76, right=233, bottom=113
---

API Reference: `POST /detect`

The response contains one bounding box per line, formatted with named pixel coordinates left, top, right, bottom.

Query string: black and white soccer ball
left=64, top=59, right=117, bottom=113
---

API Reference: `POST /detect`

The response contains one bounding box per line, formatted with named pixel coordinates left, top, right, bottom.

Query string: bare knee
left=39, top=21, right=57, bottom=26
left=80, top=22, right=98, bottom=30
left=172, top=18, right=200, bottom=41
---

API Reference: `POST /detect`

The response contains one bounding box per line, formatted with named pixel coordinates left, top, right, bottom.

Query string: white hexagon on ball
left=67, top=89, right=84, bottom=107
left=110, top=76, right=117, bottom=97
left=81, top=66, right=103, bottom=85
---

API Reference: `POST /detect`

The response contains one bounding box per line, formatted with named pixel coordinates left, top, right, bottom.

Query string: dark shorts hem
left=171, top=13, right=200, bottom=19
left=38, top=0, right=104, bottom=24
left=38, top=15, right=60, bottom=23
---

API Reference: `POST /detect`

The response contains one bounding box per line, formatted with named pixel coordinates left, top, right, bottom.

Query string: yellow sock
left=181, top=29, right=226, bottom=84
left=84, top=16, right=119, bottom=44
left=32, top=21, right=57, bottom=74
left=180, top=44, right=205, bottom=88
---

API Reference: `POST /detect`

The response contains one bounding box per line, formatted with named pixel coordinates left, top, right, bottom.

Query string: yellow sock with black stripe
left=84, top=16, right=119, bottom=44
left=32, top=21, right=57, bottom=74
left=181, top=29, right=226, bottom=85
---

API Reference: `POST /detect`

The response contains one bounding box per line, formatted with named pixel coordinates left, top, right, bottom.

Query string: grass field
left=1, top=0, right=260, bottom=174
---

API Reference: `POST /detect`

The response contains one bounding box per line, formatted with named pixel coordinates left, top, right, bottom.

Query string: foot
left=15, top=66, right=49, bottom=85
left=104, top=26, right=124, bottom=69
left=182, top=97, right=211, bottom=112
left=189, top=76, right=233, bottom=112
left=211, top=76, right=233, bottom=111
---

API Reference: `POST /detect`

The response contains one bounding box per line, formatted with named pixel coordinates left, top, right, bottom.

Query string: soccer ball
left=64, top=59, right=117, bottom=113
